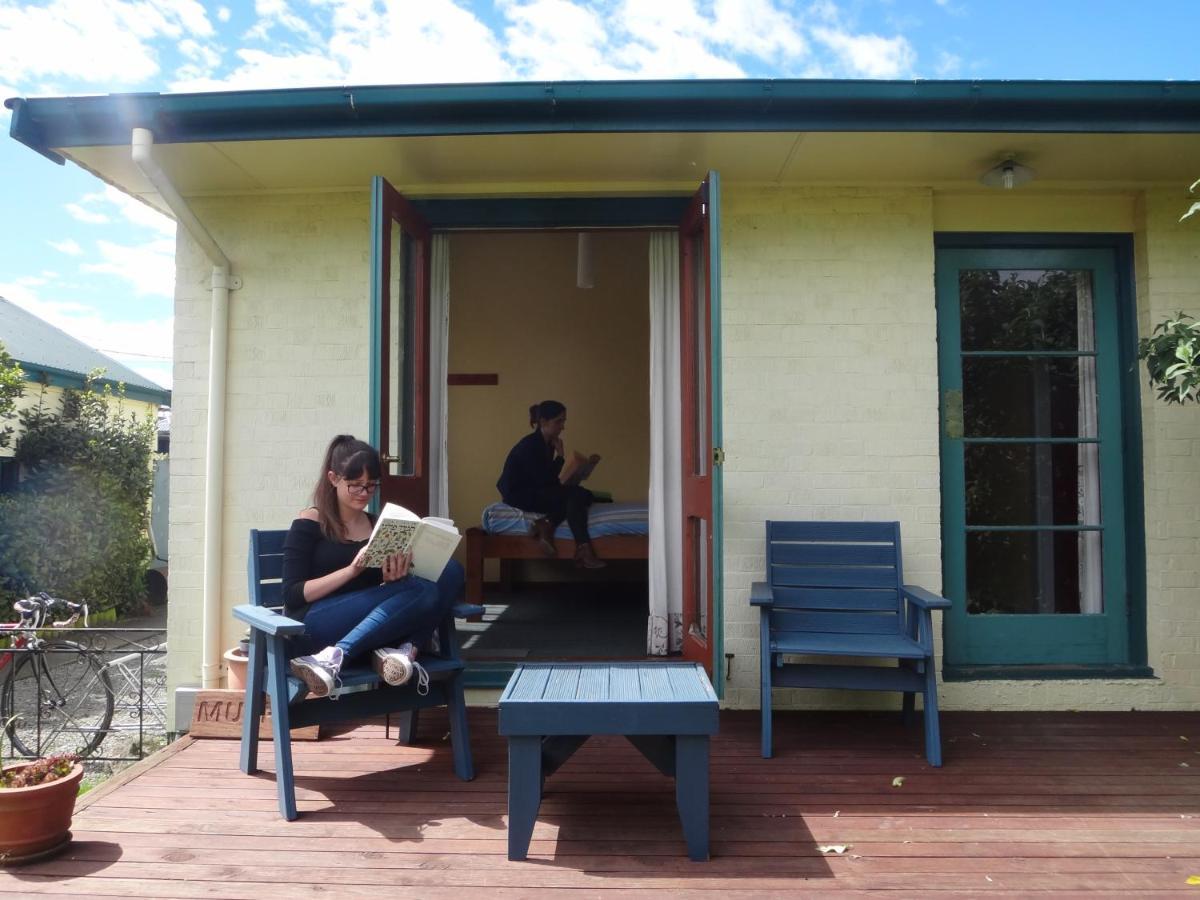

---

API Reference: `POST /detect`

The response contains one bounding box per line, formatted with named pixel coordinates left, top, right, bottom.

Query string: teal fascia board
left=8, top=79, right=1200, bottom=157
left=21, top=363, right=170, bottom=406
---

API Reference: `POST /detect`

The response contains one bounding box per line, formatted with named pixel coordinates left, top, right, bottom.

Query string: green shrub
left=0, top=375, right=155, bottom=616
left=0, top=341, right=22, bottom=450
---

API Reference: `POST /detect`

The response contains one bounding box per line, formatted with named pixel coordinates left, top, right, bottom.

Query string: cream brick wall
left=166, top=184, right=1200, bottom=723
left=166, top=192, right=373, bottom=723
left=719, top=186, right=945, bottom=710
left=720, top=184, right=1200, bottom=713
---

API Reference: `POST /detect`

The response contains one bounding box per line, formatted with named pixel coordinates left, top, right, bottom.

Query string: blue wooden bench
left=499, top=662, right=719, bottom=861
left=752, top=521, right=951, bottom=766
left=233, top=528, right=482, bottom=820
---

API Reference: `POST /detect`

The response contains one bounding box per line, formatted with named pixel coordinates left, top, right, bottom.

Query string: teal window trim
left=944, top=664, right=1155, bottom=682
left=368, top=176, right=384, bottom=463
left=934, top=231, right=1147, bottom=672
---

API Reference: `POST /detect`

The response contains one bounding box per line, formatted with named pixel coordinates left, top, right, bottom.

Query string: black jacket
left=497, top=430, right=563, bottom=510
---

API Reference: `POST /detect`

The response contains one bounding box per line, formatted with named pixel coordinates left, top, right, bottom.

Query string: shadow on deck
left=3, top=708, right=1200, bottom=896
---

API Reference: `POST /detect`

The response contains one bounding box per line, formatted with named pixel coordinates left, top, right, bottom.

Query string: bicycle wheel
left=1, top=639, right=115, bottom=759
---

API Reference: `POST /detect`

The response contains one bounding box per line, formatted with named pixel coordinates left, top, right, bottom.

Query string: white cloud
left=244, top=0, right=319, bottom=43
left=82, top=238, right=176, bottom=297
left=711, top=0, right=808, bottom=61
left=0, top=0, right=214, bottom=89
left=49, top=238, right=83, bottom=255
left=65, top=203, right=109, bottom=225
left=810, top=25, right=915, bottom=78
left=934, top=49, right=962, bottom=76
left=502, top=0, right=620, bottom=80
left=95, top=186, right=176, bottom=236
left=217, top=6, right=231, bottom=23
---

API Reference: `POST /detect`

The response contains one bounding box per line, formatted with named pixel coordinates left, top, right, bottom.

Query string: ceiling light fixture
left=979, top=156, right=1036, bottom=190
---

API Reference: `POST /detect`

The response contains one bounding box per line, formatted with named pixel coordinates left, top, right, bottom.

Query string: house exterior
left=0, top=295, right=169, bottom=489
left=8, top=80, right=1197, bottom=729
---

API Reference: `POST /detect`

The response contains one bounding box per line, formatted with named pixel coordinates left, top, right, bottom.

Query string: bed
left=464, top=501, right=650, bottom=605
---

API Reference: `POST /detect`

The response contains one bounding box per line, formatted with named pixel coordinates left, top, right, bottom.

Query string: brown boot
left=574, top=542, right=606, bottom=569
left=530, top=517, right=557, bottom=556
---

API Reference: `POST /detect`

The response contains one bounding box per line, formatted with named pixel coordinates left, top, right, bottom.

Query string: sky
left=0, top=0, right=1197, bottom=393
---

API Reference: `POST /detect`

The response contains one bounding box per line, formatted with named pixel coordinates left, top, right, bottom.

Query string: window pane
left=960, top=269, right=1093, bottom=351
left=966, top=531, right=1103, bottom=615
left=966, top=444, right=1102, bottom=527
left=963, top=357, right=1094, bottom=438
left=388, top=222, right=415, bottom=476
left=688, top=516, right=708, bottom=642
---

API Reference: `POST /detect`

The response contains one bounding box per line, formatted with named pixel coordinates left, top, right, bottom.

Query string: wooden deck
left=4, top=708, right=1200, bottom=896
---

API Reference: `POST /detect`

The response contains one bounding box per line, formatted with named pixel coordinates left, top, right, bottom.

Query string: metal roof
left=0, top=296, right=170, bottom=405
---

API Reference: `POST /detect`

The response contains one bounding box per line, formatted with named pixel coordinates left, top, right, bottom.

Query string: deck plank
left=3, top=709, right=1200, bottom=896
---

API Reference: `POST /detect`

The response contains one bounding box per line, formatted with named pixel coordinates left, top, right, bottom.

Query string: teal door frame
left=935, top=235, right=1146, bottom=673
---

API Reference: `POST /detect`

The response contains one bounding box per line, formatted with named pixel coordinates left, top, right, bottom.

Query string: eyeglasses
left=343, top=480, right=380, bottom=496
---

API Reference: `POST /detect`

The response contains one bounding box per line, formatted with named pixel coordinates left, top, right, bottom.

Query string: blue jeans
left=295, top=560, right=464, bottom=662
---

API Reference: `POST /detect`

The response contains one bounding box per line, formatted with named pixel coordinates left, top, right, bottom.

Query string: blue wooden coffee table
left=498, top=662, right=719, bottom=861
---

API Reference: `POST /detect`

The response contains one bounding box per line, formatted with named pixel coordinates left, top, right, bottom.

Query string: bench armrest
left=233, top=604, right=306, bottom=636
left=750, top=581, right=775, bottom=607
left=902, top=585, right=952, bottom=611
left=453, top=602, right=485, bottom=619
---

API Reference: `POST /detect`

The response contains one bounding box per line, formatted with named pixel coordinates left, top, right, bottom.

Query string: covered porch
left=3, top=707, right=1198, bottom=896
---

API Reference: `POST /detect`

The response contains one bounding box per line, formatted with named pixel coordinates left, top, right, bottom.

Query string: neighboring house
left=0, top=296, right=170, bottom=488
left=8, top=80, right=1198, bottom=729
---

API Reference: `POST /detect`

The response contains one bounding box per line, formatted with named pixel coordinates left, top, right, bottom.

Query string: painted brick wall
left=1133, top=190, right=1200, bottom=708
left=166, top=185, right=1200, bottom=724
left=718, top=186, right=945, bottom=710
left=166, top=192, right=372, bottom=720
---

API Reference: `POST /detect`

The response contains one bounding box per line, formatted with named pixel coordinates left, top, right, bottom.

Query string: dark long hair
left=312, top=434, right=381, bottom=540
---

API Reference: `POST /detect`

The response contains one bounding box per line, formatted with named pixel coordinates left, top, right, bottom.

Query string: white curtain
left=429, top=234, right=451, bottom=518
left=1076, top=272, right=1102, bottom=614
left=648, top=231, right=684, bottom=655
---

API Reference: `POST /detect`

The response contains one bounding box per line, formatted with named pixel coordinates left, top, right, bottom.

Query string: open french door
left=679, top=173, right=722, bottom=676
left=370, top=176, right=432, bottom=516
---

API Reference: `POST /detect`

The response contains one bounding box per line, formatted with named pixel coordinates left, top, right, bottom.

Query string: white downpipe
left=132, top=127, right=232, bottom=690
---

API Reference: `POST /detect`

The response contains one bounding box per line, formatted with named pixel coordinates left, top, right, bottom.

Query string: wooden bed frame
left=464, top=527, right=649, bottom=605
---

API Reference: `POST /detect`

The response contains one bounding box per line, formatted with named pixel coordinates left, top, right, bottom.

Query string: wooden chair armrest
left=901, top=585, right=952, bottom=611
left=750, top=581, right=775, bottom=607
left=233, top=604, right=306, bottom=636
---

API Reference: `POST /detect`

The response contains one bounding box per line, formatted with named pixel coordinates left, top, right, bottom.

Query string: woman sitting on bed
left=497, top=400, right=605, bottom=569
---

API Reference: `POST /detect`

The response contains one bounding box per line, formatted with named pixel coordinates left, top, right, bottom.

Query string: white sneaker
left=373, top=643, right=430, bottom=695
left=372, top=646, right=414, bottom=686
left=290, top=645, right=344, bottom=698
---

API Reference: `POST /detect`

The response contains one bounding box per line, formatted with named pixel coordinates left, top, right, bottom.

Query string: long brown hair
left=312, top=434, right=381, bottom=540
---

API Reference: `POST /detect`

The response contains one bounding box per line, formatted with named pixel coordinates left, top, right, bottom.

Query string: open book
left=559, top=450, right=601, bottom=487
left=361, top=502, right=461, bottom=581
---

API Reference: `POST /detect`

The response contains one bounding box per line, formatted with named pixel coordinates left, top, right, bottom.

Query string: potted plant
left=0, top=717, right=83, bottom=866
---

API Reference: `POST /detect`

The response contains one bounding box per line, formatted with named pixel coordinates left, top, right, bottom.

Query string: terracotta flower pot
left=0, top=762, right=84, bottom=865
left=224, top=647, right=249, bottom=691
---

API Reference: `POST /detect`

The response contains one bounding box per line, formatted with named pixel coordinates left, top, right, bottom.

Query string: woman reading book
left=496, top=400, right=606, bottom=569
left=282, top=434, right=465, bottom=698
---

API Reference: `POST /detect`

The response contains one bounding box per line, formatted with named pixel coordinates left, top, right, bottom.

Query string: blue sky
left=1, top=0, right=1197, bottom=392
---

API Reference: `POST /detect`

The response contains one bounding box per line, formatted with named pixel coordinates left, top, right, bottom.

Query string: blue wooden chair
left=751, top=521, right=951, bottom=766
left=233, top=529, right=482, bottom=819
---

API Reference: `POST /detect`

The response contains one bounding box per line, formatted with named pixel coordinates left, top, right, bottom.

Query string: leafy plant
left=1138, top=313, right=1200, bottom=406
left=0, top=753, right=80, bottom=789
left=0, top=374, right=156, bottom=614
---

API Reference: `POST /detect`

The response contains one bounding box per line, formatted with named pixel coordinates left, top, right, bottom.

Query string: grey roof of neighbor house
left=0, top=296, right=170, bottom=405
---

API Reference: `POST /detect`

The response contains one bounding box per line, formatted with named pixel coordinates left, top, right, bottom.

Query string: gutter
left=131, top=127, right=239, bottom=692
left=8, top=79, right=1200, bottom=157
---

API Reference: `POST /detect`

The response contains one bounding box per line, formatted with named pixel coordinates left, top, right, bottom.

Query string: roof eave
left=7, top=79, right=1200, bottom=157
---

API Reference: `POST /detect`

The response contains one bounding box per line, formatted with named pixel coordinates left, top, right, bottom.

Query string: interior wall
left=446, top=230, right=651, bottom=547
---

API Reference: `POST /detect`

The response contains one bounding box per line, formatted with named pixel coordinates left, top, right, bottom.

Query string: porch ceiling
left=62, top=129, right=1200, bottom=216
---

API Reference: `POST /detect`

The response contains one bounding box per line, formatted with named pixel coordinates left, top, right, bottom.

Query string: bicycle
left=0, top=593, right=115, bottom=760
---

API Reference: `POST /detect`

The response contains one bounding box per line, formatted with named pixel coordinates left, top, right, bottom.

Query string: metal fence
left=1, top=626, right=168, bottom=764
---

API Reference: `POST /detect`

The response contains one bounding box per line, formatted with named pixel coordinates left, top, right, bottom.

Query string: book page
left=361, top=517, right=419, bottom=567
left=409, top=521, right=462, bottom=581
